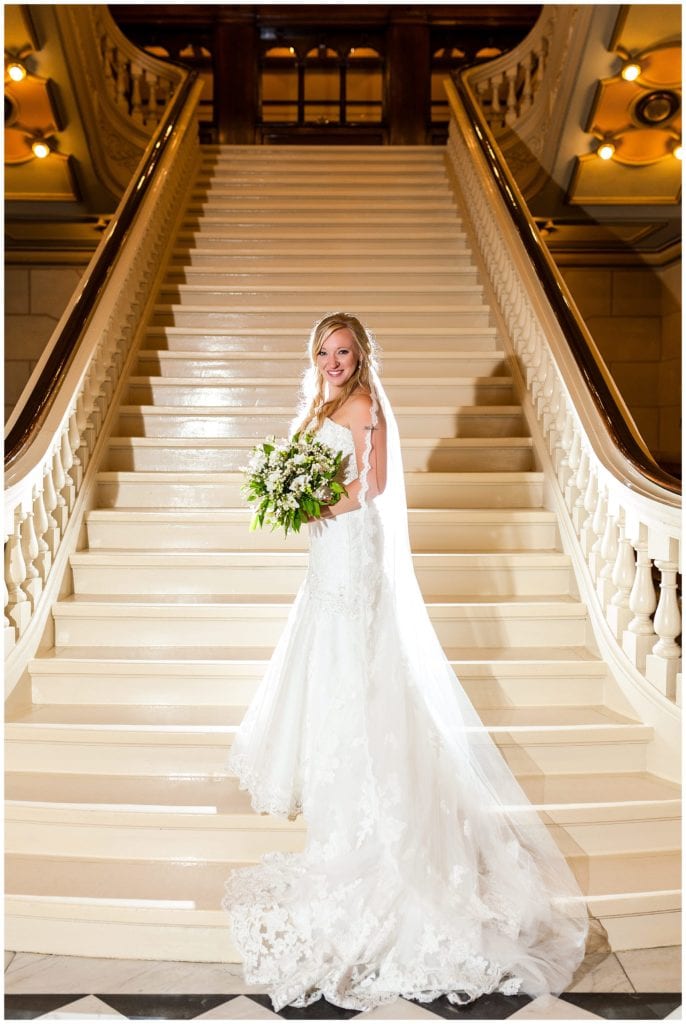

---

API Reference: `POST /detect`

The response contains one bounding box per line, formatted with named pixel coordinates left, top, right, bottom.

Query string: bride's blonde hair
left=292, top=312, right=379, bottom=436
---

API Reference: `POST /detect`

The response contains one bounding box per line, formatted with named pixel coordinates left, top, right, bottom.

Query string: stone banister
left=444, top=76, right=681, bottom=729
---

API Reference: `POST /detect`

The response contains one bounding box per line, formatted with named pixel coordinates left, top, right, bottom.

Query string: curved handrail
left=450, top=69, right=681, bottom=499
left=4, top=70, right=198, bottom=470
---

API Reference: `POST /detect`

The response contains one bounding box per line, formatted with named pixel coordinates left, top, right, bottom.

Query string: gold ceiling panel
left=569, top=6, right=681, bottom=206
left=569, top=153, right=682, bottom=205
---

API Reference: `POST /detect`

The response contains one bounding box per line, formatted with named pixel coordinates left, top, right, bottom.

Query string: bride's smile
left=316, top=327, right=359, bottom=393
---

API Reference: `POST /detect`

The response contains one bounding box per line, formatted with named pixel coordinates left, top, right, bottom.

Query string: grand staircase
left=5, top=146, right=681, bottom=962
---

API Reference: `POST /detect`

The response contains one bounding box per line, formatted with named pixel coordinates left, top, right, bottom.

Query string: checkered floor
left=4, top=992, right=681, bottom=1020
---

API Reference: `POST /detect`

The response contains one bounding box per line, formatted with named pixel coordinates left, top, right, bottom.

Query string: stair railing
left=445, top=73, right=681, bottom=711
left=4, top=54, right=202, bottom=690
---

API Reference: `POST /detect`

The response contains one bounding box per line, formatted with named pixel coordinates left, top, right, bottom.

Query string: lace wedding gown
left=223, top=410, right=590, bottom=1013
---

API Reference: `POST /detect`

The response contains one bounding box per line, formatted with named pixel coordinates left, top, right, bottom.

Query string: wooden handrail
left=450, top=69, right=681, bottom=498
left=4, top=71, right=199, bottom=469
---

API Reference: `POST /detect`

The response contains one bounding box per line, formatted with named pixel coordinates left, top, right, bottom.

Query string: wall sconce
left=597, top=141, right=616, bottom=161
left=672, top=140, right=683, bottom=161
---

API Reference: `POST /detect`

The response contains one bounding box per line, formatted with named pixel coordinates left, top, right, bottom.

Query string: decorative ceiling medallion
left=634, top=89, right=680, bottom=126
left=4, top=7, right=80, bottom=203
left=568, top=11, right=681, bottom=206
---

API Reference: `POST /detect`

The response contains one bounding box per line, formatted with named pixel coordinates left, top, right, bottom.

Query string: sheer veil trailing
left=224, top=322, right=591, bottom=1011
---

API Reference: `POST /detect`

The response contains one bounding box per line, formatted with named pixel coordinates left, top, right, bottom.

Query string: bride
left=222, top=312, right=590, bottom=1012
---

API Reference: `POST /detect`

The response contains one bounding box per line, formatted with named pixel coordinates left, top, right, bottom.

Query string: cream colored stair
left=5, top=144, right=680, bottom=961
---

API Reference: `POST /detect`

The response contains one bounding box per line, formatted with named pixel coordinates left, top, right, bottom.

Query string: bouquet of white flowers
left=242, top=431, right=348, bottom=535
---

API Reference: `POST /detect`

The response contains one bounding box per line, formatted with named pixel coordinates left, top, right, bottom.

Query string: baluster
left=42, top=465, right=61, bottom=557
left=597, top=508, right=619, bottom=609
left=60, top=427, right=76, bottom=513
left=589, top=488, right=607, bottom=582
left=20, top=499, right=42, bottom=610
left=534, top=43, right=545, bottom=96
left=32, top=484, right=52, bottom=582
left=623, top=525, right=658, bottom=673
left=5, top=507, right=31, bottom=639
left=68, top=410, right=84, bottom=493
left=130, top=61, right=144, bottom=123
left=554, top=409, right=573, bottom=483
left=504, top=66, right=518, bottom=127
left=571, top=447, right=589, bottom=531
left=75, top=393, right=91, bottom=474
left=52, top=448, right=69, bottom=532
left=563, top=427, right=581, bottom=510
left=543, top=373, right=561, bottom=445
left=490, top=73, right=503, bottom=129
left=114, top=49, right=128, bottom=113
left=4, top=565, right=16, bottom=654
left=520, top=52, right=533, bottom=115
left=646, top=559, right=682, bottom=700
left=608, top=516, right=636, bottom=640
left=579, top=468, right=598, bottom=557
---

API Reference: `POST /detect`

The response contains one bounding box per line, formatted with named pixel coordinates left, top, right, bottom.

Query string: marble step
left=5, top=702, right=651, bottom=776
left=95, top=470, right=544, bottom=510
left=28, top=649, right=608, bottom=708
left=133, top=350, right=505, bottom=378
left=50, top=595, right=588, bottom=649
left=84, top=508, right=559, bottom=552
left=115, top=405, right=525, bottom=439
left=7, top=852, right=678, bottom=961
left=156, top=285, right=485, bottom=309
left=102, top=436, right=535, bottom=473
left=6, top=771, right=680, bottom=861
left=163, top=267, right=480, bottom=287
left=172, top=241, right=472, bottom=259
left=173, top=231, right=469, bottom=251
left=175, top=226, right=470, bottom=243
left=187, top=197, right=458, bottom=214
left=123, top=377, right=512, bottom=406
left=68, top=550, right=571, bottom=598
left=150, top=307, right=492, bottom=329
left=143, top=325, right=501, bottom=352
left=192, top=185, right=452, bottom=200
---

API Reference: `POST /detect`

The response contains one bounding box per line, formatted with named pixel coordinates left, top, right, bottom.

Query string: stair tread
left=6, top=770, right=678, bottom=809
left=70, top=551, right=570, bottom=565
left=54, top=593, right=584, bottom=609
left=30, top=645, right=605, bottom=666
left=5, top=853, right=679, bottom=904
left=85, top=507, right=557, bottom=521
left=7, top=703, right=641, bottom=730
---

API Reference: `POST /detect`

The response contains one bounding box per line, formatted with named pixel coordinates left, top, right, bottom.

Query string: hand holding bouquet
left=242, top=432, right=348, bottom=535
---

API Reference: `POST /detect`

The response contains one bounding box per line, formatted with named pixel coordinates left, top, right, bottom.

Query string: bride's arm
left=319, top=394, right=387, bottom=519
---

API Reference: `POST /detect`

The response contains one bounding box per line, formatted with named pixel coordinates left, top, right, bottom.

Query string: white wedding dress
left=223, top=377, right=590, bottom=1013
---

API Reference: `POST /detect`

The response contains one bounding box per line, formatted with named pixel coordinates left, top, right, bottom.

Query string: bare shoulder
left=343, top=391, right=373, bottom=428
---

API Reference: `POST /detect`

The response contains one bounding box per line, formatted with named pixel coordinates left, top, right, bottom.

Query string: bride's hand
left=306, top=506, right=334, bottom=524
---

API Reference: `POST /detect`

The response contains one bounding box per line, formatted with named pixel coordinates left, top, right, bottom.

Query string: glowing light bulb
left=7, top=61, right=27, bottom=82
left=597, top=142, right=615, bottom=161
left=621, top=62, right=641, bottom=82
left=673, top=143, right=683, bottom=161
left=31, top=139, right=51, bottom=159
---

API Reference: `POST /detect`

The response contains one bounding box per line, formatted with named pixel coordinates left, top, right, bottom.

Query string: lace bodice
left=315, top=417, right=359, bottom=487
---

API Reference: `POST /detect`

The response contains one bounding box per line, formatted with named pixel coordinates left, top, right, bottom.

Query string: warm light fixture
left=621, top=61, right=642, bottom=82
left=597, top=142, right=616, bottom=161
left=31, top=139, right=51, bottom=159
left=673, top=141, right=683, bottom=161
left=6, top=60, right=27, bottom=82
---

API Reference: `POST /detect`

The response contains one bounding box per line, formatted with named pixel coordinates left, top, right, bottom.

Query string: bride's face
left=316, top=327, right=359, bottom=391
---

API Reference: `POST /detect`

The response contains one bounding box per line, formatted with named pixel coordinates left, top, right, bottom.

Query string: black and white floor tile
left=4, top=949, right=681, bottom=1022
left=3, top=992, right=682, bottom=1020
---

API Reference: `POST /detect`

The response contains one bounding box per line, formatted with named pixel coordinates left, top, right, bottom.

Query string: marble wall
left=5, top=264, right=86, bottom=424
left=560, top=263, right=682, bottom=467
